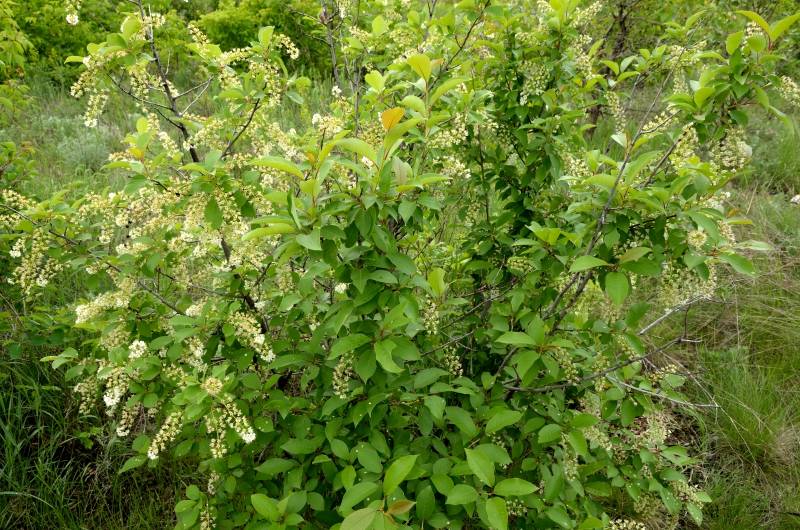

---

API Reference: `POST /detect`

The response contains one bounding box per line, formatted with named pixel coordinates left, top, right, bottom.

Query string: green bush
left=198, top=0, right=329, bottom=74
left=3, top=1, right=799, bottom=529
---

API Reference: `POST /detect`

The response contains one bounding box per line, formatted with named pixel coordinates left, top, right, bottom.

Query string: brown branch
left=504, top=337, right=682, bottom=393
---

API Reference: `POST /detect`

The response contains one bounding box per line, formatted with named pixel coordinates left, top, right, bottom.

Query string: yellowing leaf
left=381, top=107, right=405, bottom=131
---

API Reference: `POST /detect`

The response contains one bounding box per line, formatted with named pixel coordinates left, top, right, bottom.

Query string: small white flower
left=791, top=194, right=800, bottom=205
left=129, top=339, right=148, bottom=359
left=240, top=429, right=256, bottom=444
left=334, top=283, right=347, bottom=294
left=66, top=13, right=79, bottom=25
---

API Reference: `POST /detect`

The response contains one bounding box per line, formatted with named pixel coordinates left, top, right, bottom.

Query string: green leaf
left=770, top=12, right=800, bottom=41
left=407, top=53, right=432, bottom=81
left=693, top=86, right=715, bottom=108
left=719, top=253, right=755, bottom=275
left=204, top=196, right=223, bottom=229
left=485, top=497, right=508, bottom=530
left=494, top=478, right=536, bottom=497
left=465, top=448, right=495, bottom=486
left=365, top=71, right=385, bottom=91
left=620, top=399, right=637, bottom=427
left=430, top=76, right=468, bottom=106
left=356, top=444, right=383, bottom=473
left=340, top=482, right=379, bottom=513
left=496, top=332, right=535, bottom=346
left=330, top=334, right=371, bottom=358
left=428, top=268, right=446, bottom=296
left=546, top=505, right=572, bottom=528
left=340, top=507, right=378, bottom=530
left=375, top=340, right=403, bottom=374
left=383, top=454, right=418, bottom=496
left=446, top=407, right=479, bottom=439
left=619, top=246, right=651, bottom=262
left=538, top=424, right=562, bottom=444
left=258, top=26, right=274, bottom=46
left=337, top=138, right=377, bottom=165
left=296, top=229, right=322, bottom=251
left=604, top=271, right=629, bottom=306
left=446, top=484, right=478, bottom=505
left=251, top=493, right=279, bottom=520
left=569, top=256, right=608, bottom=273
left=686, top=502, right=703, bottom=526
left=251, top=156, right=304, bottom=178
left=726, top=31, right=744, bottom=54
left=243, top=223, right=296, bottom=240
left=424, top=395, right=445, bottom=420
left=735, top=10, right=771, bottom=38
left=485, top=410, right=523, bottom=434
left=254, top=458, right=296, bottom=476
left=118, top=455, right=147, bottom=474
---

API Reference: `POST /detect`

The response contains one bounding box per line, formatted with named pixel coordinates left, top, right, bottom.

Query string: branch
left=503, top=337, right=682, bottom=393
left=222, top=96, right=263, bottom=159
left=607, top=375, right=718, bottom=408
left=134, top=0, right=199, bottom=163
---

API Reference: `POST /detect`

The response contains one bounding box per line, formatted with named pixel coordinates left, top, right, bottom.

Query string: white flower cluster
left=687, top=229, right=707, bottom=250
left=65, top=0, right=81, bottom=25
left=148, top=411, right=183, bottom=459
left=778, top=76, right=800, bottom=109
left=101, top=364, right=130, bottom=412
left=202, top=376, right=224, bottom=396
left=658, top=262, right=717, bottom=310
left=609, top=520, right=647, bottom=530
left=642, top=411, right=672, bottom=448
left=440, top=155, right=471, bottom=181
left=569, top=35, right=594, bottom=80
left=422, top=296, right=439, bottom=335
left=671, top=480, right=705, bottom=505
left=711, top=127, right=751, bottom=175
left=429, top=113, right=468, bottom=149
left=100, top=326, right=130, bottom=352
left=507, top=498, right=528, bottom=518
left=6, top=229, right=64, bottom=297
left=333, top=354, right=355, bottom=399
left=116, top=403, right=142, bottom=437
left=185, top=336, right=207, bottom=369
left=1, top=189, right=34, bottom=225
left=200, top=506, right=215, bottom=530
left=128, top=339, right=148, bottom=360
left=73, top=373, right=99, bottom=415
left=562, top=151, right=591, bottom=180
left=519, top=60, right=548, bottom=105
left=274, top=34, right=300, bottom=60
left=441, top=346, right=463, bottom=377
left=188, top=23, right=209, bottom=45
left=572, top=1, right=602, bottom=29
left=206, top=397, right=257, bottom=457
left=312, top=113, right=344, bottom=136
left=560, top=442, right=579, bottom=481
left=668, top=123, right=699, bottom=170
left=74, top=279, right=135, bottom=324
left=554, top=347, right=579, bottom=384
left=229, top=312, right=274, bottom=363
left=606, top=91, right=625, bottom=133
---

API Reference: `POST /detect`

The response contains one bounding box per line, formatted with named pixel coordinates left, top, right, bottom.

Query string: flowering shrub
left=3, top=1, right=799, bottom=529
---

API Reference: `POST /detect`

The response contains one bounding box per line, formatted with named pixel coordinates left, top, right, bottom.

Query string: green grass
left=1, top=79, right=133, bottom=196
left=0, top=346, right=193, bottom=529
left=678, top=190, right=800, bottom=529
